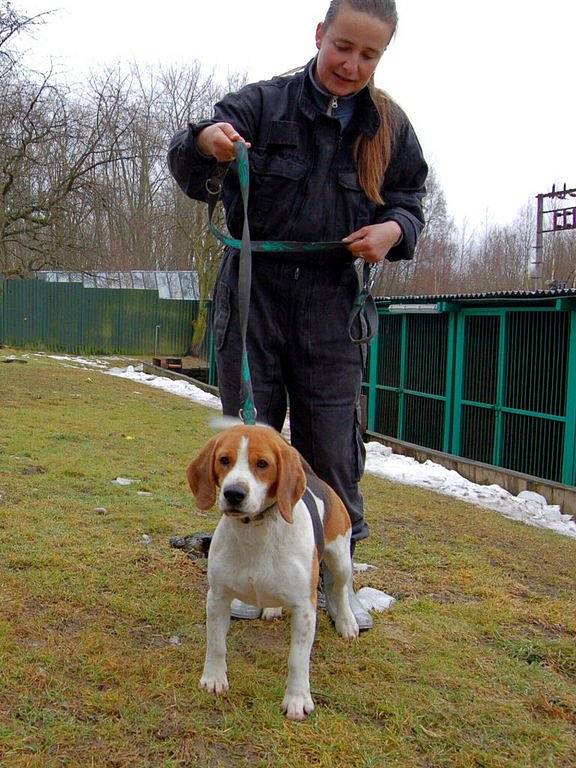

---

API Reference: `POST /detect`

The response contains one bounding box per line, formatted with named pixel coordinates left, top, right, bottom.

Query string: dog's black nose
left=224, top=485, right=247, bottom=506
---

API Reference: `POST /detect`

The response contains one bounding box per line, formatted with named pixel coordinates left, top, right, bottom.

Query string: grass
left=0, top=349, right=575, bottom=767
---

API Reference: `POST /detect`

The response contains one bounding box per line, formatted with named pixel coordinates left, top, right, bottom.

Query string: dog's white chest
left=208, top=510, right=315, bottom=608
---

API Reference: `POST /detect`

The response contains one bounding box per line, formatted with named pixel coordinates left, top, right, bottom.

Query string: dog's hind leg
left=322, top=536, right=360, bottom=639
left=281, top=601, right=316, bottom=720
left=199, top=588, right=232, bottom=694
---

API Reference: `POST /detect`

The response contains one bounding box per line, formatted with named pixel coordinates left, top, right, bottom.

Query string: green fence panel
left=114, top=289, right=159, bottom=356
left=454, top=307, right=570, bottom=484
left=46, top=282, right=79, bottom=352
left=563, top=309, right=576, bottom=486
left=0, top=279, right=198, bottom=357
left=81, top=287, right=115, bottom=354
left=365, top=298, right=576, bottom=488
left=2, top=280, right=47, bottom=348
left=365, top=311, right=450, bottom=453
left=156, top=298, right=197, bottom=357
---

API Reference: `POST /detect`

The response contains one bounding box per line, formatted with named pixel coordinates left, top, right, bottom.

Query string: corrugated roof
left=375, top=288, right=576, bottom=303
left=37, top=270, right=199, bottom=300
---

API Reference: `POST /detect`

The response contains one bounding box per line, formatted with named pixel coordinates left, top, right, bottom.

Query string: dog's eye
left=219, top=456, right=230, bottom=466
left=256, top=459, right=269, bottom=469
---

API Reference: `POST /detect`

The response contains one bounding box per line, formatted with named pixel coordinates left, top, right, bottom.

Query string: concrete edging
left=141, top=362, right=219, bottom=398
left=366, top=431, right=576, bottom=519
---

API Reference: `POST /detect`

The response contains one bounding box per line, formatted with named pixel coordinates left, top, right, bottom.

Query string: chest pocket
left=338, top=169, right=372, bottom=229
left=248, top=124, right=307, bottom=232
left=267, top=120, right=300, bottom=147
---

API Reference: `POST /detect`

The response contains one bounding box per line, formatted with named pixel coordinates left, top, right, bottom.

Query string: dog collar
left=230, top=501, right=277, bottom=525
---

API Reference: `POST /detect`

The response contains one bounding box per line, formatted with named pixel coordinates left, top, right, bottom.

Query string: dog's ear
left=186, top=436, right=220, bottom=510
left=274, top=443, right=306, bottom=524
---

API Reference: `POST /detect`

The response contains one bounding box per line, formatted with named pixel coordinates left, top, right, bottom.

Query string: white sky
left=20, top=0, right=576, bottom=233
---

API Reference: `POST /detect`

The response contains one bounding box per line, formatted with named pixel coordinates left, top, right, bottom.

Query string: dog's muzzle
left=223, top=483, right=247, bottom=509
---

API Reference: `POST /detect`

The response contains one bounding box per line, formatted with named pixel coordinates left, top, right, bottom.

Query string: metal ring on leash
left=239, top=406, right=257, bottom=423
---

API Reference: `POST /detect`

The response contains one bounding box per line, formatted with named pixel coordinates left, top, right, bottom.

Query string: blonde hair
left=324, top=0, right=398, bottom=204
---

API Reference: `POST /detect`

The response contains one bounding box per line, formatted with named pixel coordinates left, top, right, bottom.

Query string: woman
left=168, top=0, right=428, bottom=630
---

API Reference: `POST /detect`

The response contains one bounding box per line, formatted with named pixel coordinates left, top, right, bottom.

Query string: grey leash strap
left=303, top=488, right=324, bottom=559
left=235, top=142, right=256, bottom=424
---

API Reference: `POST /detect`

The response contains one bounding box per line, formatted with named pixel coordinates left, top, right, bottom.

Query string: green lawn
left=0, top=351, right=575, bottom=767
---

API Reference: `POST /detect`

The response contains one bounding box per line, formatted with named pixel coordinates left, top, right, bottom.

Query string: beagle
left=186, top=424, right=359, bottom=721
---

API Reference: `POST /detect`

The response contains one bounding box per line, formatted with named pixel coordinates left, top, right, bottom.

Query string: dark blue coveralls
left=167, top=59, right=428, bottom=547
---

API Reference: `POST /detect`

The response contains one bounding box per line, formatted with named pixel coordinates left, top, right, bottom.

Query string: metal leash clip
left=368, top=261, right=383, bottom=292
left=239, top=406, right=258, bottom=423
left=205, top=177, right=223, bottom=195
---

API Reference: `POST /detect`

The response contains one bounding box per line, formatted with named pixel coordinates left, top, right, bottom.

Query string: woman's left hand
left=342, top=221, right=402, bottom=263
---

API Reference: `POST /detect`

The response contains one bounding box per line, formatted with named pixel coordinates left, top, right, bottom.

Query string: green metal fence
left=4, top=277, right=575, bottom=489
left=364, top=294, right=576, bottom=487
left=0, top=279, right=199, bottom=356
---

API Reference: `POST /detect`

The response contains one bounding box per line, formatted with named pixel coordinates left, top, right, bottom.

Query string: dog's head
left=186, top=425, right=306, bottom=524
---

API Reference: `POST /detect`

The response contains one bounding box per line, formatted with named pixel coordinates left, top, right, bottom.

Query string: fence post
left=442, top=307, right=458, bottom=453
left=493, top=310, right=507, bottom=467
left=366, top=311, right=380, bottom=432
left=562, top=308, right=576, bottom=485
left=154, top=325, right=161, bottom=357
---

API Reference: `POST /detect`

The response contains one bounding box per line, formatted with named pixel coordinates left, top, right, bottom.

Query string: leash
left=302, top=488, right=324, bottom=559
left=206, top=141, right=379, bottom=422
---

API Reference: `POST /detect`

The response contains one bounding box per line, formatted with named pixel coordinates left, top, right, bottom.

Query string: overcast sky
left=20, top=0, right=576, bottom=233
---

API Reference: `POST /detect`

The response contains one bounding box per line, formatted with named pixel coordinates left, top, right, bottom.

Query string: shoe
left=230, top=599, right=262, bottom=620
left=347, top=586, right=373, bottom=631
left=322, top=566, right=373, bottom=632
left=169, top=532, right=212, bottom=558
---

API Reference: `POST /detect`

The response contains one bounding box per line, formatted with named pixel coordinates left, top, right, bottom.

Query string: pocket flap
left=251, top=153, right=306, bottom=180
left=338, top=170, right=362, bottom=191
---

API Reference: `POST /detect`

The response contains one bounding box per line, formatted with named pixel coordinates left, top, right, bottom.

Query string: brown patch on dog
left=323, top=487, right=351, bottom=542
left=187, top=434, right=221, bottom=510
left=300, top=458, right=351, bottom=543
left=310, top=548, right=319, bottom=606
left=272, top=440, right=306, bottom=524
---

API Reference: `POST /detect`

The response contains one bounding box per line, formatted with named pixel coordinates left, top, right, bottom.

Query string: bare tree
left=375, top=166, right=459, bottom=296
left=0, top=5, right=136, bottom=278
left=461, top=202, right=536, bottom=293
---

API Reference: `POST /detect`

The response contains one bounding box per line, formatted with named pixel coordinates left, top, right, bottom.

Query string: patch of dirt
left=20, top=465, right=47, bottom=475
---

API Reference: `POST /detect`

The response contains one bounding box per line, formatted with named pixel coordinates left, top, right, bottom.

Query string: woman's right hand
left=196, top=122, right=251, bottom=162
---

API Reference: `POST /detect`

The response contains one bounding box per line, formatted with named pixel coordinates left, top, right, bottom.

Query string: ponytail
left=354, top=83, right=396, bottom=205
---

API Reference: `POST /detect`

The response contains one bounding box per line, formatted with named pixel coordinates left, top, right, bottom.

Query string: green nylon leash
left=206, top=141, right=378, bottom=425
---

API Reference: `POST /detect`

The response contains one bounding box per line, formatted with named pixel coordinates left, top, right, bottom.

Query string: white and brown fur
left=187, top=424, right=359, bottom=721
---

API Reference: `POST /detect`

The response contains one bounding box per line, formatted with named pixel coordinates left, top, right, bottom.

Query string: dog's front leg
left=281, top=601, right=316, bottom=720
left=199, top=588, right=231, bottom=694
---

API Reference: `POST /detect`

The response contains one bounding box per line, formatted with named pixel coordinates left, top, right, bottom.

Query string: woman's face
left=315, top=5, right=395, bottom=96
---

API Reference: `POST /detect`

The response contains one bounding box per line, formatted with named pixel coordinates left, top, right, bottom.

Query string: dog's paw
left=335, top=614, right=359, bottom=640
left=199, top=671, right=229, bottom=694
left=262, top=606, right=283, bottom=621
left=281, top=692, right=315, bottom=721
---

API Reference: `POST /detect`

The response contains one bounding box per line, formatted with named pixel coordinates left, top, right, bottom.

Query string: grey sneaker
left=322, top=567, right=373, bottom=632
left=230, top=599, right=262, bottom=620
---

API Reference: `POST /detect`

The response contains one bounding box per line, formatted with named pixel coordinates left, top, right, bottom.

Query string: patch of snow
left=107, top=365, right=220, bottom=409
